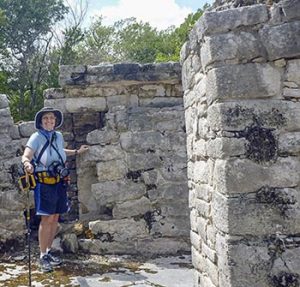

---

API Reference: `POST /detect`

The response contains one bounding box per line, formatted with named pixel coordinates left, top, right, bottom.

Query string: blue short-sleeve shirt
left=26, top=130, right=67, bottom=172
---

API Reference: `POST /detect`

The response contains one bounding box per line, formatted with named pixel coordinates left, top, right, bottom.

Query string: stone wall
left=0, top=94, right=36, bottom=248
left=43, top=62, right=190, bottom=256
left=181, top=0, right=300, bottom=286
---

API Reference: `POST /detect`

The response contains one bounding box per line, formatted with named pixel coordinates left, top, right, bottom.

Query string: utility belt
left=36, top=171, right=61, bottom=185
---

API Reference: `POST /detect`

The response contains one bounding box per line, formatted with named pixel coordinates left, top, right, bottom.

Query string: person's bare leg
left=39, top=215, right=55, bottom=254
left=47, top=214, right=59, bottom=250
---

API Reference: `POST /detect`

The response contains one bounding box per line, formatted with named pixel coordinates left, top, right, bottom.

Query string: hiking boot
left=47, top=250, right=62, bottom=266
left=39, top=255, right=53, bottom=273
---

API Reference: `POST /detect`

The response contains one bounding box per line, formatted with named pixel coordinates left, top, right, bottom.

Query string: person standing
left=21, top=107, right=89, bottom=272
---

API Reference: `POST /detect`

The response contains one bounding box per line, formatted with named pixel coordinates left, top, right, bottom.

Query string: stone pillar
left=44, top=63, right=190, bottom=256
left=181, top=1, right=300, bottom=286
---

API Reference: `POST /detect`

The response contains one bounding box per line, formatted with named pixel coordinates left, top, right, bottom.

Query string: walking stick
left=18, top=171, right=34, bottom=287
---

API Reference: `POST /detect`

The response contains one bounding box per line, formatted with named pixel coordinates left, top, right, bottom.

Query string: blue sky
left=81, top=0, right=213, bottom=30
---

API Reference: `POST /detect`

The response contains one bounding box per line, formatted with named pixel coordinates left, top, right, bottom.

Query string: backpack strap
left=35, top=140, right=50, bottom=166
left=34, top=132, right=65, bottom=167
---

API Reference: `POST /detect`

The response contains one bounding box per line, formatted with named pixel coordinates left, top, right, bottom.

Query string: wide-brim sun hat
left=34, top=107, right=63, bottom=130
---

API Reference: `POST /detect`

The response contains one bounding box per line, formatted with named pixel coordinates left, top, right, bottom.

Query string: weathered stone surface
left=120, top=131, right=169, bottom=152
left=89, top=218, right=148, bottom=241
left=82, top=144, right=125, bottom=163
left=61, top=233, right=79, bottom=253
left=283, top=88, right=300, bottom=98
left=86, top=129, right=119, bottom=145
left=60, top=63, right=181, bottom=87
left=106, top=94, right=138, bottom=109
left=214, top=157, right=300, bottom=195
left=213, top=187, right=300, bottom=235
left=18, top=121, right=35, bottom=137
left=260, top=21, right=300, bottom=60
left=286, top=59, right=300, bottom=85
left=96, top=159, right=127, bottom=182
left=201, top=32, right=266, bottom=69
left=113, top=196, right=152, bottom=219
left=206, top=63, right=281, bottom=103
left=44, top=88, right=65, bottom=99
left=207, top=100, right=300, bottom=132
left=279, top=132, right=300, bottom=155
left=91, top=180, right=146, bottom=206
left=0, top=94, right=9, bottom=109
left=196, top=5, right=268, bottom=38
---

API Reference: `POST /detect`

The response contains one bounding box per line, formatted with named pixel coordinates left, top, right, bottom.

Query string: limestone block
left=182, top=54, right=201, bottom=91
left=260, top=21, right=300, bottom=60
left=0, top=94, right=9, bottom=109
left=139, top=84, right=167, bottom=97
left=150, top=216, right=189, bottom=237
left=113, top=196, right=152, bottom=219
left=77, top=164, right=99, bottom=215
left=137, top=237, right=190, bottom=255
left=207, top=100, right=300, bottom=132
left=160, top=153, right=187, bottom=182
left=91, top=179, right=145, bottom=206
left=193, top=138, right=207, bottom=159
left=86, top=129, right=119, bottom=145
left=89, top=218, right=148, bottom=241
left=213, top=188, right=300, bottom=236
left=227, top=242, right=272, bottom=287
left=192, top=246, right=205, bottom=273
left=195, top=184, right=213, bottom=202
left=96, top=159, right=127, bottom=182
left=128, top=106, right=185, bottom=132
left=120, top=131, right=169, bottom=152
left=286, top=59, right=300, bottom=85
left=44, top=98, right=67, bottom=113
left=107, top=94, right=138, bottom=109
left=279, top=132, right=300, bottom=155
left=82, top=144, right=124, bottom=164
left=206, top=137, right=246, bottom=159
left=126, top=153, right=162, bottom=171
left=195, top=198, right=210, bottom=218
left=65, top=97, right=107, bottom=113
left=283, top=88, right=300, bottom=98
left=139, top=97, right=183, bottom=108
left=160, top=200, right=189, bottom=217
left=214, top=157, right=300, bottom=195
left=59, top=65, right=87, bottom=87
left=271, top=0, right=300, bottom=24
left=18, top=121, right=35, bottom=137
left=280, top=247, right=300, bottom=274
left=44, top=88, right=65, bottom=99
left=184, top=107, right=198, bottom=135
left=193, top=160, right=209, bottom=184
left=61, top=233, right=79, bottom=253
left=197, top=5, right=268, bottom=38
left=199, top=275, right=216, bottom=287
left=9, top=125, right=20, bottom=140
left=206, top=63, right=281, bottom=103
left=201, top=32, right=265, bottom=69
left=0, top=108, right=14, bottom=129
left=180, top=41, right=190, bottom=65
left=79, top=238, right=137, bottom=255
left=190, top=230, right=202, bottom=250
left=190, top=208, right=199, bottom=233
left=149, top=184, right=188, bottom=203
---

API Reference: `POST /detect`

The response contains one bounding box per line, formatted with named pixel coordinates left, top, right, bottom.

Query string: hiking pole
left=18, top=171, right=33, bottom=287
left=26, top=171, right=32, bottom=287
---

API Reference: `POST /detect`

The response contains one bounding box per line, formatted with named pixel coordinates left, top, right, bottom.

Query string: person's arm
left=64, top=145, right=89, bottom=156
left=22, top=147, right=35, bottom=174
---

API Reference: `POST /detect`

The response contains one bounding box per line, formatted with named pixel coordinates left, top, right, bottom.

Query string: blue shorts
left=34, top=182, right=69, bottom=216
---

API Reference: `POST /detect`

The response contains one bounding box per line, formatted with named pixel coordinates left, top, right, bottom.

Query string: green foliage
left=0, top=0, right=69, bottom=121
left=0, top=1, right=209, bottom=122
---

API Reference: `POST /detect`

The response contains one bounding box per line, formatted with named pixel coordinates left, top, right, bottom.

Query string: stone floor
left=0, top=240, right=193, bottom=287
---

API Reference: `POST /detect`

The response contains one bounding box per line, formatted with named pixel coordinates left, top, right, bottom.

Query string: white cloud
left=90, top=0, right=192, bottom=30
